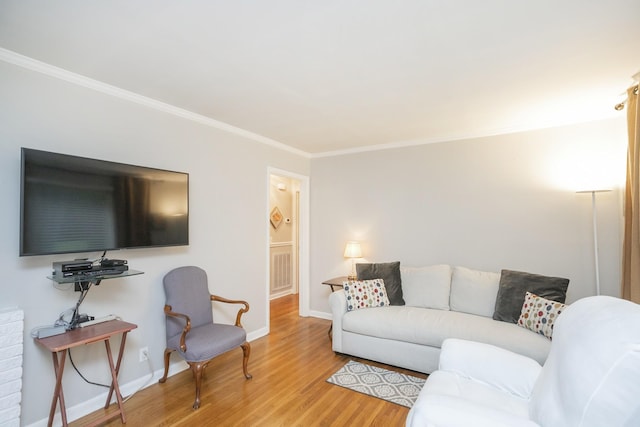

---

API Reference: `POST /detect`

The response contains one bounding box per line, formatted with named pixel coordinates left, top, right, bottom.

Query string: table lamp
left=343, top=241, right=362, bottom=280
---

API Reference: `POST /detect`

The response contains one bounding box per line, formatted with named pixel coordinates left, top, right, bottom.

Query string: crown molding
left=0, top=47, right=311, bottom=159
left=0, top=47, right=620, bottom=160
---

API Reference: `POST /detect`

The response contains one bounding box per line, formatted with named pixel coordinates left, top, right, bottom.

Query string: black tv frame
left=20, top=148, right=189, bottom=256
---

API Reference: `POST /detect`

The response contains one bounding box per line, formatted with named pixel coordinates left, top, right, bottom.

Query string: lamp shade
left=343, top=241, right=362, bottom=258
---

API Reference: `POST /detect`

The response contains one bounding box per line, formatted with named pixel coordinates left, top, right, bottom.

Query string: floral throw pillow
left=517, top=291, right=567, bottom=339
left=343, top=279, right=390, bottom=311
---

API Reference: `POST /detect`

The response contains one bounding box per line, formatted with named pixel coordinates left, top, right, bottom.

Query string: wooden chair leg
left=158, top=348, right=172, bottom=383
left=241, top=342, right=252, bottom=379
left=190, top=361, right=205, bottom=410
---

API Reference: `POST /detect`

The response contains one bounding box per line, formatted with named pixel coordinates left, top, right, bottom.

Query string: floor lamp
left=577, top=189, right=611, bottom=295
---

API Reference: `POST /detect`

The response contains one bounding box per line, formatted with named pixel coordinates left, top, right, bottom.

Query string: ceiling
left=1, top=1, right=638, bottom=156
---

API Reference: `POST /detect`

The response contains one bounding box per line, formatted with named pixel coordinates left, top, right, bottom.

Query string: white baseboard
left=247, top=326, right=269, bottom=342
left=309, top=310, right=332, bottom=321
left=26, top=359, right=188, bottom=427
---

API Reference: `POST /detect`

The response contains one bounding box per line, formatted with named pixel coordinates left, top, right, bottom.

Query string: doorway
left=269, top=174, right=300, bottom=298
left=267, top=168, right=309, bottom=320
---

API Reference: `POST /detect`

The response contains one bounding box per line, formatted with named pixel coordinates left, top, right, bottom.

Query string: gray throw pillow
left=493, top=269, right=569, bottom=324
left=356, top=261, right=405, bottom=305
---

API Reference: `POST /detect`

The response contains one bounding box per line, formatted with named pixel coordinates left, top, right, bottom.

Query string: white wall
left=0, top=61, right=309, bottom=425
left=310, top=118, right=627, bottom=314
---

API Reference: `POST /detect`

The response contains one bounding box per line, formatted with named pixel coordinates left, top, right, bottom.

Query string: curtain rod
left=614, top=71, right=640, bottom=111
left=614, top=84, right=639, bottom=111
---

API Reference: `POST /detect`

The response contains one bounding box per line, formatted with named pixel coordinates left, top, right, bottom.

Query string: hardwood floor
left=71, top=294, right=426, bottom=426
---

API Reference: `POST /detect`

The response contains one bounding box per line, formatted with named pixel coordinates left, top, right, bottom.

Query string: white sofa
left=406, top=296, right=640, bottom=427
left=329, top=265, right=552, bottom=374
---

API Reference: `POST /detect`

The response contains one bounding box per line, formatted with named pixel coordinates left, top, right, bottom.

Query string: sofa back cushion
left=530, top=296, right=640, bottom=427
left=450, top=266, right=500, bottom=317
left=356, top=262, right=404, bottom=305
left=401, top=265, right=451, bottom=310
left=493, top=270, right=569, bottom=324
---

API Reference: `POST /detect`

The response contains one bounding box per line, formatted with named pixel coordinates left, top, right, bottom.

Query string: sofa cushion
left=493, top=270, right=569, bottom=324
left=401, top=265, right=451, bottom=310
left=517, top=292, right=566, bottom=339
left=342, top=306, right=551, bottom=365
left=343, top=279, right=390, bottom=311
left=450, top=266, right=500, bottom=317
left=356, top=261, right=404, bottom=305
left=408, top=371, right=536, bottom=427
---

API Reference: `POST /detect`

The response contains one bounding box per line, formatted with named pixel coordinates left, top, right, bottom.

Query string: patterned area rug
left=326, top=360, right=426, bottom=408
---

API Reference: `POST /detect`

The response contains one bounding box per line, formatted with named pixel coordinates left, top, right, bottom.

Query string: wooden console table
left=35, top=320, right=137, bottom=427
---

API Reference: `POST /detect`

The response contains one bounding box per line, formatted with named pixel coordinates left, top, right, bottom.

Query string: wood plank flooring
left=71, top=294, right=426, bottom=426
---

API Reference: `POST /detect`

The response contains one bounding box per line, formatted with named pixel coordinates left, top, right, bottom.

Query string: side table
left=321, top=276, right=348, bottom=292
left=35, top=320, right=137, bottom=427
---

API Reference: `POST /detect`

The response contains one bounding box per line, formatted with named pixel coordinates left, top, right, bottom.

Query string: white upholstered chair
left=406, top=295, right=640, bottom=427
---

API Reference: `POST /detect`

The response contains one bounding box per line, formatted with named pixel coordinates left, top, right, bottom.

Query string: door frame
left=266, top=167, right=310, bottom=322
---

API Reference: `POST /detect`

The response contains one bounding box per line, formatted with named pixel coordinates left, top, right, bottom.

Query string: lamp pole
left=590, top=191, right=601, bottom=296
left=578, top=190, right=611, bottom=296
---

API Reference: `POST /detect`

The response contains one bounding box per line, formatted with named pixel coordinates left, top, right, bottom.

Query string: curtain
left=622, top=84, right=640, bottom=303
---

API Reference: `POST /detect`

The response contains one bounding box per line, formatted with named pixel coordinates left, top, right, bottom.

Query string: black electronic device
left=53, top=260, right=93, bottom=277
left=76, top=265, right=129, bottom=277
left=100, top=258, right=127, bottom=268
left=62, top=264, right=129, bottom=278
left=20, top=148, right=189, bottom=257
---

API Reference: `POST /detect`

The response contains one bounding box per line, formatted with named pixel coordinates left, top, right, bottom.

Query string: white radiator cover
left=270, top=243, right=294, bottom=296
left=0, top=308, right=23, bottom=427
left=272, top=252, right=292, bottom=291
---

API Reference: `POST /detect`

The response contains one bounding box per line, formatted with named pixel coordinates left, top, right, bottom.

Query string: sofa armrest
left=439, top=338, right=542, bottom=399
left=329, top=290, right=348, bottom=352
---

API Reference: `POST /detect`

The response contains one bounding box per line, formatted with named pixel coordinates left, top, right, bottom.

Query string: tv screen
left=20, top=148, right=189, bottom=256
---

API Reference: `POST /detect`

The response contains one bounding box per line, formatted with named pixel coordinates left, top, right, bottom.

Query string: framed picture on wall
left=270, top=206, right=283, bottom=229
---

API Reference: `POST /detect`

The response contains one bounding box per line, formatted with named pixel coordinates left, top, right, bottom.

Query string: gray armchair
left=159, top=266, right=252, bottom=409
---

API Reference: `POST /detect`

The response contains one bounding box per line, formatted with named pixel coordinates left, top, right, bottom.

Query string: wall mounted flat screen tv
left=20, top=148, right=189, bottom=256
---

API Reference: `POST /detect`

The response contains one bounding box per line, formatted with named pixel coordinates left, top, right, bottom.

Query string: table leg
left=104, top=333, right=128, bottom=423
left=48, top=350, right=68, bottom=427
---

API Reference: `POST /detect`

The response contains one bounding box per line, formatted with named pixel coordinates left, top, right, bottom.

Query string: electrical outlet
left=139, top=346, right=149, bottom=362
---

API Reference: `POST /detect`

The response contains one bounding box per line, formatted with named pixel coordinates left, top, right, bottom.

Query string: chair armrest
left=211, top=295, right=250, bottom=327
left=439, top=338, right=542, bottom=399
left=164, top=304, right=191, bottom=352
